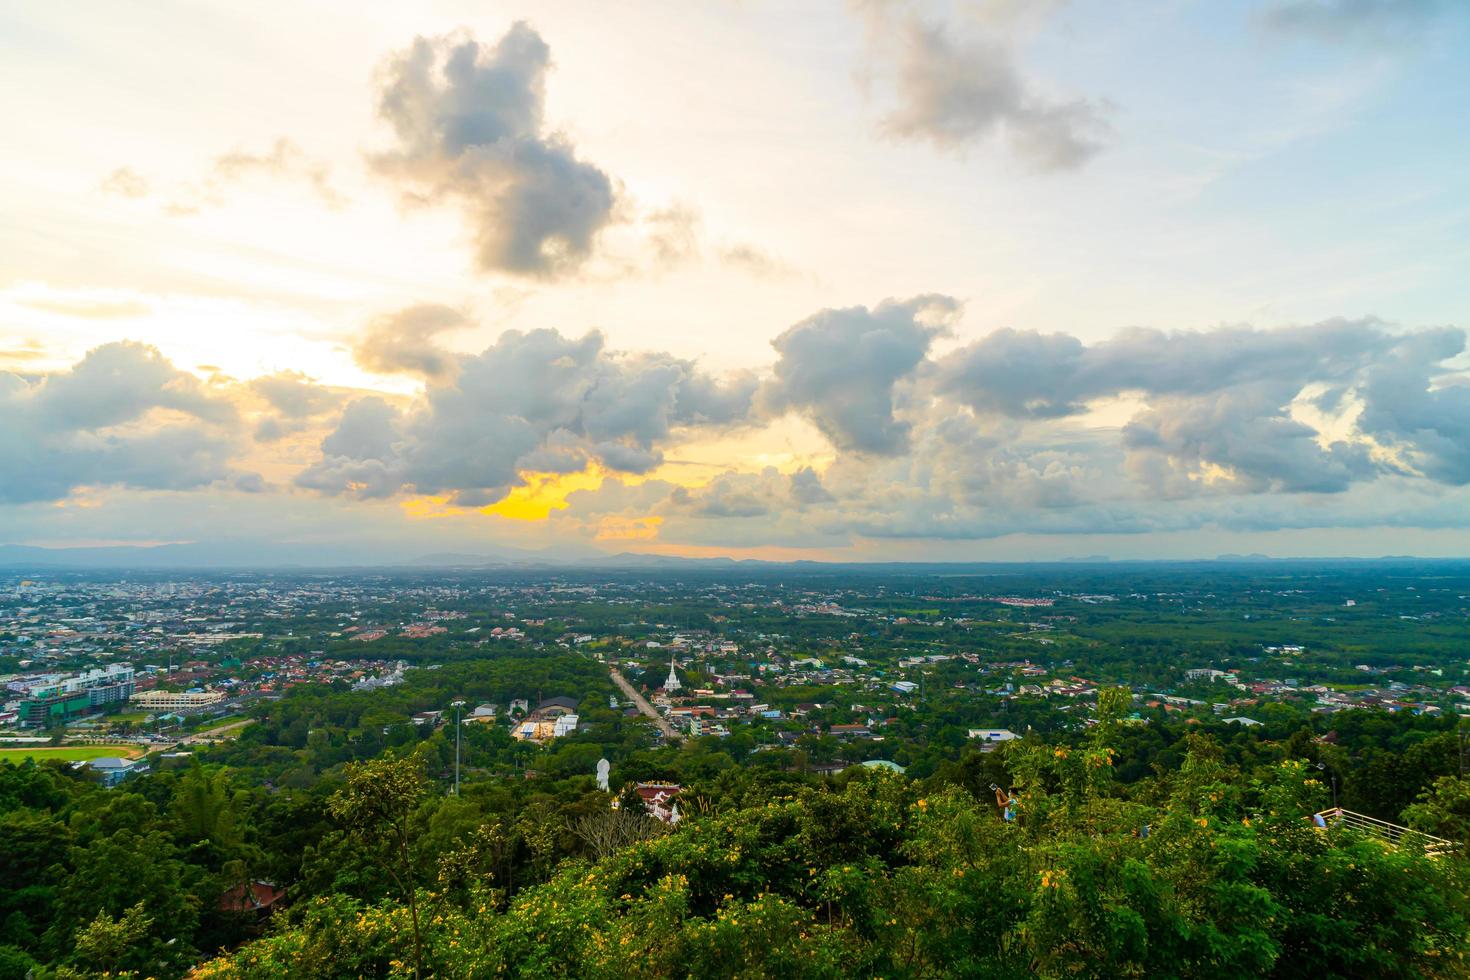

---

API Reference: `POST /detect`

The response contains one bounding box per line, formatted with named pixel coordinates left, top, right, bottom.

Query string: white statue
left=596, top=757, right=610, bottom=792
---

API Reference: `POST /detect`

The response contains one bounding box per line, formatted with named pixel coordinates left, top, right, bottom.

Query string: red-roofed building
left=219, top=881, right=286, bottom=930
left=632, top=782, right=683, bottom=825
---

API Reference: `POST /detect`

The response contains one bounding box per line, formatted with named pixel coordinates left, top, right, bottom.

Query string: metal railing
left=1314, top=807, right=1460, bottom=857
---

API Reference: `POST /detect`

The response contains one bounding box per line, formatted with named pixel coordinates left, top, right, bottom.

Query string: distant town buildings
left=8, top=665, right=134, bottom=726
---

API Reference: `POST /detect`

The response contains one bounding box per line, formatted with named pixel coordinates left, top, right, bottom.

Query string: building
left=533, top=696, right=579, bottom=717
left=218, top=881, right=287, bottom=932
left=1185, top=668, right=1239, bottom=684
left=968, top=729, right=1021, bottom=751
left=80, top=756, right=149, bottom=787
left=629, top=782, right=682, bottom=825
left=514, top=714, right=580, bottom=742
left=464, top=703, right=498, bottom=724
left=664, top=656, right=682, bottom=693
left=13, top=665, right=135, bottom=727
left=130, top=689, right=226, bottom=715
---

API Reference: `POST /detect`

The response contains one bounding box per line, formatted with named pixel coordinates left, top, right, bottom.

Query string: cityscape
left=5, top=0, right=1470, bottom=975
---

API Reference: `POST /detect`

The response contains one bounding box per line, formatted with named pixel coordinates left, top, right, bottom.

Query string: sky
left=2, top=0, right=1469, bottom=563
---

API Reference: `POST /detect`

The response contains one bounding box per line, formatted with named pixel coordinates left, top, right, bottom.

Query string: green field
left=0, top=744, right=143, bottom=763
left=194, top=714, right=247, bottom=732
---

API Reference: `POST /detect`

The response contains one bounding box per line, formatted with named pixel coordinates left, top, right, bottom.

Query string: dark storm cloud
left=761, top=295, right=959, bottom=455
left=298, top=327, right=756, bottom=506
left=0, top=342, right=240, bottom=503
left=372, top=24, right=616, bottom=278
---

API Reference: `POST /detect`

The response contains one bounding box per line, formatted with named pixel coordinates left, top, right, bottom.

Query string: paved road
left=610, top=669, right=680, bottom=741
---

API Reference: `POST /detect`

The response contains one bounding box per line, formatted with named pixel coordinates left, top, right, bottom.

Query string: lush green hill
left=190, top=725, right=1470, bottom=979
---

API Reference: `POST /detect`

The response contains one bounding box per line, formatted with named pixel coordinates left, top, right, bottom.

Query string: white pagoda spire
left=664, top=655, right=682, bottom=692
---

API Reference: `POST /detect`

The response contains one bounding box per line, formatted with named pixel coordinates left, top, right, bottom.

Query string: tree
left=173, top=764, right=248, bottom=847
left=571, top=808, right=666, bottom=860
left=1403, top=775, right=1470, bottom=846
left=72, top=901, right=151, bottom=976
left=328, top=755, right=428, bottom=979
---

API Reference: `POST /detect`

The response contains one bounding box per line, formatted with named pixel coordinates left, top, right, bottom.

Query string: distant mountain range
left=0, top=542, right=1463, bottom=572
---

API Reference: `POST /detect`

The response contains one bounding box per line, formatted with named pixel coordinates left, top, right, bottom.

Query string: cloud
left=572, top=312, right=1470, bottom=549
left=109, top=138, right=346, bottom=216
left=929, top=318, right=1463, bottom=495
left=298, top=327, right=756, bottom=505
left=669, top=466, right=834, bottom=519
left=1120, top=388, right=1377, bottom=495
left=1354, top=328, right=1470, bottom=484
left=295, top=397, right=408, bottom=499
left=761, top=295, right=959, bottom=454
left=933, top=319, right=1396, bottom=417
left=372, top=24, right=616, bottom=277
left=0, top=342, right=240, bottom=503
left=352, top=304, right=471, bottom=381
left=19, top=297, right=151, bottom=319
left=857, top=2, right=1110, bottom=170
left=99, top=166, right=149, bottom=199
left=248, top=371, right=343, bottom=442
left=208, top=137, right=347, bottom=209
left=250, top=372, right=340, bottom=420
left=1262, top=0, right=1448, bottom=43
left=720, top=243, right=799, bottom=279
left=645, top=203, right=702, bottom=267
left=15, top=312, right=1470, bottom=552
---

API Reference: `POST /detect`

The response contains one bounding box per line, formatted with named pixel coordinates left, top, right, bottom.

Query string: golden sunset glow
left=3, top=1, right=1470, bottom=563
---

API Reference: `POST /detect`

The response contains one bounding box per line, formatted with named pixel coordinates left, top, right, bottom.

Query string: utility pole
left=451, top=699, right=466, bottom=795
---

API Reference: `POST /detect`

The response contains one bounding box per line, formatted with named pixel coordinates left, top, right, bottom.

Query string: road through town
left=610, top=668, right=680, bottom=741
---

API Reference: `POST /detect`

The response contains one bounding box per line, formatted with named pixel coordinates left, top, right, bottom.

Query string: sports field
left=0, top=744, right=143, bottom=763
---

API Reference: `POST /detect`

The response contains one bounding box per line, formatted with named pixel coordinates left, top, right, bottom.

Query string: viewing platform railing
left=1315, top=807, right=1459, bottom=857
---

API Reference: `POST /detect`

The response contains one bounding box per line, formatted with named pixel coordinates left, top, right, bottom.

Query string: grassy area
left=193, top=714, right=248, bottom=733
left=0, top=744, right=143, bottom=763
